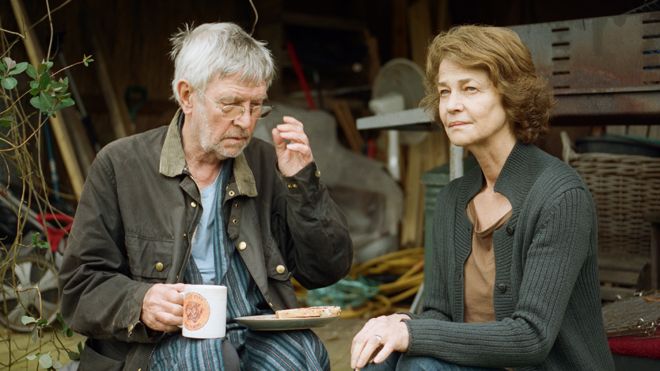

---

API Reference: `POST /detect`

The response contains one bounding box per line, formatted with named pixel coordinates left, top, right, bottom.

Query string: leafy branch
left=1, top=2, right=91, bottom=369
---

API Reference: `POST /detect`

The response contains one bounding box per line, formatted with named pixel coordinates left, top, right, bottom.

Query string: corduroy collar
left=158, top=110, right=258, bottom=197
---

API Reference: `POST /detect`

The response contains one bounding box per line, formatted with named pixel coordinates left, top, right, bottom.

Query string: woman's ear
left=177, top=80, right=194, bottom=114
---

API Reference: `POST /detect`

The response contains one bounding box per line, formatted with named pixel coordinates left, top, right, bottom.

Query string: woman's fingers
left=350, top=315, right=412, bottom=369
left=373, top=342, right=394, bottom=364
left=353, top=335, right=384, bottom=369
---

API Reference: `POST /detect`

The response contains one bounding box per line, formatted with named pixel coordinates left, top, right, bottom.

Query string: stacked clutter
left=296, top=247, right=424, bottom=318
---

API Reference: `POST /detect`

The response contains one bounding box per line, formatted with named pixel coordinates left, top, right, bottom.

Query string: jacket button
left=276, top=265, right=286, bottom=274
left=128, top=324, right=134, bottom=333
left=190, top=201, right=197, bottom=208
left=238, top=241, right=247, bottom=251
left=228, top=190, right=236, bottom=197
left=155, top=262, right=164, bottom=272
left=506, top=225, right=514, bottom=235
left=231, top=218, right=238, bottom=224
left=496, top=283, right=508, bottom=293
left=315, top=169, right=321, bottom=178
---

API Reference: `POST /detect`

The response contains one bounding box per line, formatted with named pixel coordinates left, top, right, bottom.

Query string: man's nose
left=233, top=106, right=253, bottom=128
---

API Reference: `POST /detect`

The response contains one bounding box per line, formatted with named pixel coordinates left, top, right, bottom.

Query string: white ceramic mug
left=182, top=284, right=227, bottom=339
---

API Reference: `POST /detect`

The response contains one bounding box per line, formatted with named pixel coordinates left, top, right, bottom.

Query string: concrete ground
left=314, top=318, right=368, bottom=371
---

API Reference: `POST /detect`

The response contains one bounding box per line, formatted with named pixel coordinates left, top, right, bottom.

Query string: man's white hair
left=169, top=22, right=275, bottom=104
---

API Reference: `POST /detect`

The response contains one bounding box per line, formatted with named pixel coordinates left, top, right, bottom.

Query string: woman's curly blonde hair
left=420, top=25, right=554, bottom=144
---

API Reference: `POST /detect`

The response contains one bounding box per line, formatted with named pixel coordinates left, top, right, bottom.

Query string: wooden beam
left=408, top=0, right=432, bottom=68
left=282, top=12, right=365, bottom=32
left=88, top=31, right=133, bottom=139
left=10, top=0, right=84, bottom=199
left=330, top=99, right=364, bottom=153
left=392, top=0, right=408, bottom=58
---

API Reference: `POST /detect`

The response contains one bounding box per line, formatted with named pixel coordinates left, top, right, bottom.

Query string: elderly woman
left=351, top=25, right=614, bottom=371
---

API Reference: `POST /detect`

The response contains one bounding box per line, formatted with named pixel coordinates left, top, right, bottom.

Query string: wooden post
left=330, top=99, right=365, bottom=153
left=392, top=0, right=408, bottom=58
left=89, top=32, right=132, bottom=139
left=408, top=0, right=432, bottom=68
left=10, top=0, right=84, bottom=199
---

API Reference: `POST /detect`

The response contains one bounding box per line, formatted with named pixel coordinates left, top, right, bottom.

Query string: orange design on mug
left=183, top=292, right=210, bottom=331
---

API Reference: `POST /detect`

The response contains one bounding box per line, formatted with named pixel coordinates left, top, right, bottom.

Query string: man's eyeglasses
left=200, top=93, right=273, bottom=120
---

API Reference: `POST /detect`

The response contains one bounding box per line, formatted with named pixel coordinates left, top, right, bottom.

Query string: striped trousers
left=150, top=328, right=329, bottom=371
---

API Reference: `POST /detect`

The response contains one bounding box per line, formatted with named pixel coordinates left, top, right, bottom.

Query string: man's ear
left=177, top=80, right=194, bottom=114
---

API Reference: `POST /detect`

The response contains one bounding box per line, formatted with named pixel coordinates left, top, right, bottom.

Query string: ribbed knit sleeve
left=406, top=187, right=597, bottom=368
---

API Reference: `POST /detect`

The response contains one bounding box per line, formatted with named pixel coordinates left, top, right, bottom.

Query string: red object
left=36, top=213, right=74, bottom=252
left=608, top=336, right=660, bottom=359
left=286, top=42, right=316, bottom=110
left=367, top=138, right=377, bottom=159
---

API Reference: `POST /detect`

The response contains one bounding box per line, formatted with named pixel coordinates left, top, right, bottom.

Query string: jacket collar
left=159, top=110, right=258, bottom=197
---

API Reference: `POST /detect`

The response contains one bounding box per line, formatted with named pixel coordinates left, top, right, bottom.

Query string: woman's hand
left=350, top=314, right=411, bottom=369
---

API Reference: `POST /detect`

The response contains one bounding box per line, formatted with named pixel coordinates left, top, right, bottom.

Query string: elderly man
left=60, top=22, right=352, bottom=370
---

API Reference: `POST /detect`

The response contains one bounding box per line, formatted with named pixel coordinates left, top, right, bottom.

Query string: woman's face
left=436, top=59, right=514, bottom=149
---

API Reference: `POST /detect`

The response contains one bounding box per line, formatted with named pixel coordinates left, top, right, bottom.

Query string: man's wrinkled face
left=192, top=75, right=268, bottom=159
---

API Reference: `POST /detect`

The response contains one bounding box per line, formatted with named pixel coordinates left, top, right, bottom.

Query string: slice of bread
left=275, top=306, right=341, bottom=319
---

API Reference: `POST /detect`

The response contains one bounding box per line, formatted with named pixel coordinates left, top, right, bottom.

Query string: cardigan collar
left=459, top=142, right=540, bottom=211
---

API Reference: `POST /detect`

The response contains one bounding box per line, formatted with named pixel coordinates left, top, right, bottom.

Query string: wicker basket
left=561, top=132, right=660, bottom=260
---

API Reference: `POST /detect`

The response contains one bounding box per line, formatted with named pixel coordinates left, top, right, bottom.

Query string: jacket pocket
left=125, top=234, right=174, bottom=282
left=78, top=342, right=124, bottom=371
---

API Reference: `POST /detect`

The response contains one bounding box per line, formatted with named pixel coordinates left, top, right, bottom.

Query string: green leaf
left=36, top=318, right=49, bottom=327
left=82, top=54, right=94, bottom=67
left=53, top=360, right=63, bottom=369
left=0, top=114, right=13, bottom=128
left=55, top=97, right=75, bottom=111
left=1, top=77, right=17, bottom=90
left=38, top=353, right=53, bottom=369
left=26, top=64, right=37, bottom=78
left=38, top=61, right=53, bottom=74
left=26, top=354, right=37, bottom=361
left=31, top=232, right=50, bottom=250
left=3, top=56, right=16, bottom=70
left=21, top=315, right=37, bottom=325
left=8, top=62, right=28, bottom=75
left=39, top=92, right=54, bottom=111
left=30, top=96, right=45, bottom=111
left=29, top=80, right=40, bottom=94
left=67, top=350, right=80, bottom=361
left=38, top=71, right=51, bottom=90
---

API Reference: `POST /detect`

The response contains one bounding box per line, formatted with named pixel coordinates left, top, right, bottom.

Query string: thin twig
left=51, top=59, right=88, bottom=76
left=248, top=0, right=258, bottom=35
left=30, top=0, right=73, bottom=32
left=0, top=27, right=24, bottom=39
left=45, top=0, right=54, bottom=60
left=0, top=116, right=49, bottom=152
